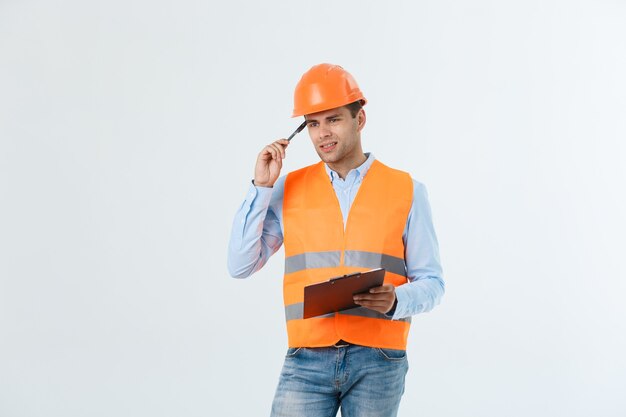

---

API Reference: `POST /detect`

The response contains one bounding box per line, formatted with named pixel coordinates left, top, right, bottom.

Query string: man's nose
left=318, top=126, right=332, bottom=138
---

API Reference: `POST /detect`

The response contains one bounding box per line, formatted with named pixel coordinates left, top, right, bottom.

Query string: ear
left=356, top=108, right=366, bottom=132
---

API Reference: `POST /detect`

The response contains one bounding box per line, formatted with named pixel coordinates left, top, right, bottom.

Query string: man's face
left=304, top=106, right=365, bottom=166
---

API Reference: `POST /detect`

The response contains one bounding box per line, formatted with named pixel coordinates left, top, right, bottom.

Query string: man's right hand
left=254, top=139, right=290, bottom=187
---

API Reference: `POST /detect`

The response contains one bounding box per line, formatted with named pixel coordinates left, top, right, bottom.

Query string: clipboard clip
left=330, top=272, right=361, bottom=283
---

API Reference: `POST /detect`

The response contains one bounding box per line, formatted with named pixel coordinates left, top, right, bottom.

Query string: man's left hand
left=353, top=284, right=396, bottom=314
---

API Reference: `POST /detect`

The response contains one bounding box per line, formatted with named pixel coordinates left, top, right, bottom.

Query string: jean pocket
left=285, top=347, right=302, bottom=358
left=376, top=347, right=407, bottom=361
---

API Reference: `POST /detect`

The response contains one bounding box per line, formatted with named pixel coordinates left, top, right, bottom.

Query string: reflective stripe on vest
left=283, top=160, right=414, bottom=349
left=285, top=250, right=407, bottom=277
left=284, top=302, right=412, bottom=322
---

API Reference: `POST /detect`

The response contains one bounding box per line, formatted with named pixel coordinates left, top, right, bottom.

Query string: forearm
left=392, top=276, right=445, bottom=319
left=392, top=180, right=445, bottom=319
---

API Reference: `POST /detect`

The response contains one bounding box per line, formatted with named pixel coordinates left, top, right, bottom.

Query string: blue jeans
left=270, top=343, right=409, bottom=417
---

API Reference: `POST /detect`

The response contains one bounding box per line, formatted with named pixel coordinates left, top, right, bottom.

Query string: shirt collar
left=324, top=152, right=375, bottom=183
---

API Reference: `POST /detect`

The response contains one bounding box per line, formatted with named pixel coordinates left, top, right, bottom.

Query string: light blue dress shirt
left=227, top=153, right=444, bottom=320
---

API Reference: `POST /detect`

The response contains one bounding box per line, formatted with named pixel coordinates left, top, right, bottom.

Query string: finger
left=353, top=292, right=393, bottom=301
left=369, top=285, right=394, bottom=293
left=268, top=143, right=284, bottom=160
left=354, top=298, right=392, bottom=307
left=355, top=299, right=390, bottom=307
left=272, top=141, right=287, bottom=159
left=261, top=144, right=274, bottom=157
left=355, top=303, right=391, bottom=313
left=264, top=145, right=279, bottom=161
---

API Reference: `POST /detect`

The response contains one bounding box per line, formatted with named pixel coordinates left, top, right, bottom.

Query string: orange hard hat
left=292, top=63, right=367, bottom=117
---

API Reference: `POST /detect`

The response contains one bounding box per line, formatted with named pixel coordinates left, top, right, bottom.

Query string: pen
left=287, top=120, right=307, bottom=142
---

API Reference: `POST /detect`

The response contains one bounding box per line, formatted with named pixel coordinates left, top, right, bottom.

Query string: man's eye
left=330, top=118, right=339, bottom=123
left=308, top=122, right=318, bottom=127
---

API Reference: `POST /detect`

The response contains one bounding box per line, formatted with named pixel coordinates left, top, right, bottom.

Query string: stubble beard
left=316, top=142, right=344, bottom=164
left=315, top=130, right=360, bottom=166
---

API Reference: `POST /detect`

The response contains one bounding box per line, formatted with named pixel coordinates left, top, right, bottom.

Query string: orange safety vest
left=283, top=159, right=413, bottom=350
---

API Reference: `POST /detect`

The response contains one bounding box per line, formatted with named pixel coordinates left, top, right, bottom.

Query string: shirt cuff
left=245, top=181, right=273, bottom=208
left=391, top=283, right=417, bottom=320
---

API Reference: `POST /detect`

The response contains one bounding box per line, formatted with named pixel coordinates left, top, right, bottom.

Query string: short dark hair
left=344, top=100, right=363, bottom=118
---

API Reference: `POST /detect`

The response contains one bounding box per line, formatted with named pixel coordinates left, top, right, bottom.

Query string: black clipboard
left=303, top=268, right=385, bottom=319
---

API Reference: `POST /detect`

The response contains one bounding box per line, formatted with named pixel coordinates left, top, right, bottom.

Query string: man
left=227, top=63, right=444, bottom=417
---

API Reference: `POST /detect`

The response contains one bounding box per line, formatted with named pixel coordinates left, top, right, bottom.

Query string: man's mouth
left=320, top=142, right=337, bottom=152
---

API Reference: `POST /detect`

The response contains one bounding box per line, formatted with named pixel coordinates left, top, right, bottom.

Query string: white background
left=1, top=1, right=625, bottom=416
